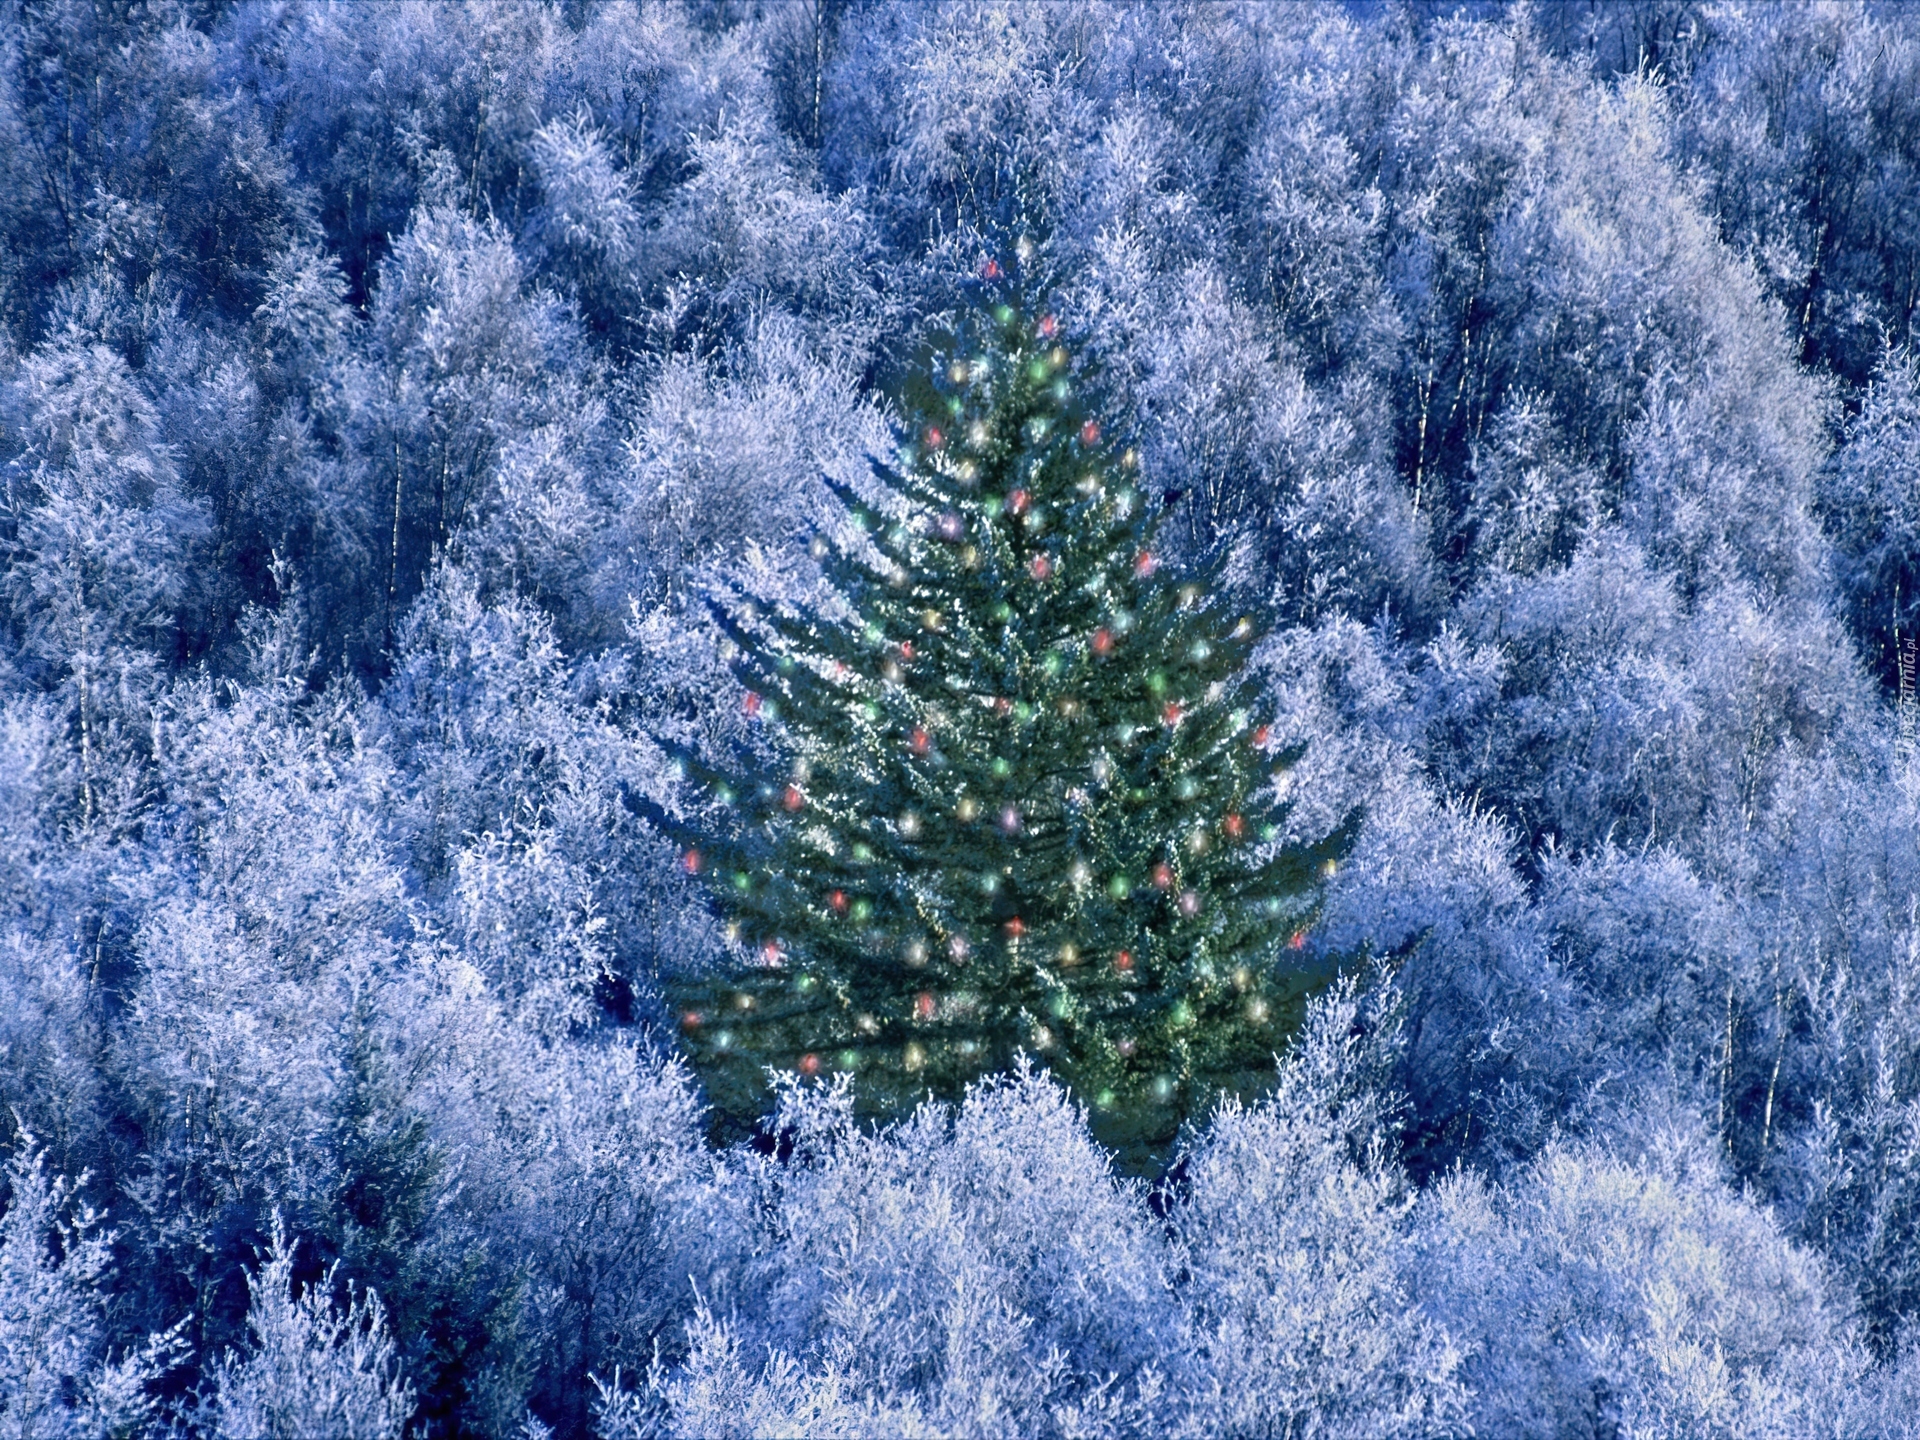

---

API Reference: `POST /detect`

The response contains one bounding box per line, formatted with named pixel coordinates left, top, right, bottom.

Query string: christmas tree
left=652, top=275, right=1357, bottom=1169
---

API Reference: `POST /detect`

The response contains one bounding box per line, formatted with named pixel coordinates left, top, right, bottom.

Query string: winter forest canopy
left=4, top=0, right=1920, bottom=1434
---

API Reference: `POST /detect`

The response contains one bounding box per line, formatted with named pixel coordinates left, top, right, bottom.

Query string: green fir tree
left=654, top=281, right=1357, bottom=1168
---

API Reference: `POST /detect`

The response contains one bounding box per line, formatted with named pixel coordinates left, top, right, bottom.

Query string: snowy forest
left=5, top=0, right=1920, bottom=1434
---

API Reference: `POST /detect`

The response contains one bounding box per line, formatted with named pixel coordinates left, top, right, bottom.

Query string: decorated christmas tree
left=652, top=273, right=1357, bottom=1168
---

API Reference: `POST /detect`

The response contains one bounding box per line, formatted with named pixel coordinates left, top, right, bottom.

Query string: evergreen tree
left=654, top=275, right=1357, bottom=1163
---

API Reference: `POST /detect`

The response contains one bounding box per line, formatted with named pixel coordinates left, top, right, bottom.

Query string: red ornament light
left=1039, top=314, right=1058, bottom=338
left=1224, top=813, right=1244, bottom=840
left=782, top=785, right=805, bottom=811
left=1092, top=627, right=1114, bottom=656
left=1114, top=950, right=1134, bottom=973
left=1008, top=488, right=1030, bottom=514
left=927, top=426, right=945, bottom=449
left=1289, top=931, right=1306, bottom=950
left=762, top=939, right=783, bottom=964
left=744, top=690, right=762, bottom=717
left=681, top=1010, right=703, bottom=1029
left=1029, top=553, right=1053, bottom=581
left=994, top=696, right=1012, bottom=717
left=981, top=258, right=1001, bottom=279
left=799, top=1053, right=821, bottom=1075
left=1004, top=916, right=1026, bottom=939
left=1080, top=420, right=1101, bottom=446
left=899, top=641, right=915, bottom=662
left=1134, top=551, right=1157, bottom=578
left=682, top=849, right=702, bottom=874
left=1152, top=863, right=1174, bottom=890
left=911, top=727, right=931, bottom=755
left=1163, top=701, right=1184, bottom=727
left=915, top=991, right=936, bottom=1020
left=830, top=890, right=848, bottom=914
left=834, top=661, right=848, bottom=679
left=1252, top=724, right=1271, bottom=747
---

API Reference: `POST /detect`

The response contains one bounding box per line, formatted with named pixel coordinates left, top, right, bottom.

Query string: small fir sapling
left=647, top=272, right=1357, bottom=1166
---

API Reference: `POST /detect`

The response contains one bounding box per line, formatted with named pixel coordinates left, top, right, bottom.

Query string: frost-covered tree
left=0, top=1142, right=183, bottom=1438
left=207, top=1219, right=414, bottom=1440
left=0, top=336, right=207, bottom=827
